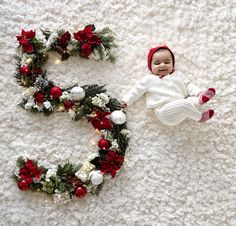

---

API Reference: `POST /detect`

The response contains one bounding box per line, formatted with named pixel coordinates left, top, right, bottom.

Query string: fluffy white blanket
left=0, top=0, right=235, bottom=225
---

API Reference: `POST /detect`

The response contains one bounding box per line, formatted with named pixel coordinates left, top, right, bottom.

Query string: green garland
left=13, top=25, right=130, bottom=203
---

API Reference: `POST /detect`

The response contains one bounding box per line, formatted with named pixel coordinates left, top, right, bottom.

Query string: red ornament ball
left=50, top=86, right=62, bottom=99
left=34, top=92, right=45, bottom=103
left=20, top=65, right=31, bottom=75
left=75, top=185, right=87, bottom=198
left=18, top=180, right=29, bottom=191
left=98, top=138, right=110, bottom=150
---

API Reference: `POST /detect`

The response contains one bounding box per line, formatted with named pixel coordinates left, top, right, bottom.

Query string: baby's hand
left=120, top=101, right=127, bottom=109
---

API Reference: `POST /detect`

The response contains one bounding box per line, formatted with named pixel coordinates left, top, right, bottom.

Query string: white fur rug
left=0, top=0, right=235, bottom=225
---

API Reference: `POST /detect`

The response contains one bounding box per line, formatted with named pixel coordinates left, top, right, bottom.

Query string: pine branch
left=111, top=124, right=129, bottom=155
left=40, top=29, right=52, bottom=40
left=82, top=84, right=106, bottom=97
left=106, top=98, right=121, bottom=111
left=17, top=156, right=26, bottom=168
left=108, top=54, right=116, bottom=63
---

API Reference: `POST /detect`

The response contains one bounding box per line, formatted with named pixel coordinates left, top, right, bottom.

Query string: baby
left=121, top=45, right=216, bottom=126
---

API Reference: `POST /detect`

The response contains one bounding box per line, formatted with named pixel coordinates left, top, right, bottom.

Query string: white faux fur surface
left=0, top=0, right=236, bottom=225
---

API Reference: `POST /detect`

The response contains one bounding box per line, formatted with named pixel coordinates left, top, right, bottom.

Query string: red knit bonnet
left=147, top=45, right=175, bottom=74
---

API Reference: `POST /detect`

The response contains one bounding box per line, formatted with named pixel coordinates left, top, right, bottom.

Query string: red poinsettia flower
left=73, top=25, right=94, bottom=42
left=16, top=29, right=36, bottom=53
left=99, top=150, right=124, bottom=177
left=73, top=25, right=101, bottom=58
left=87, top=33, right=101, bottom=45
left=18, top=159, right=43, bottom=185
left=88, top=109, right=113, bottom=130
left=59, top=31, right=71, bottom=49
left=81, top=42, right=92, bottom=58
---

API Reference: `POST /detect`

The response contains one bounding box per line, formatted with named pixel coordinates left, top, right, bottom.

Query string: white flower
left=91, top=96, right=104, bottom=108
left=59, top=91, right=71, bottom=102
left=53, top=192, right=71, bottom=204
left=91, top=93, right=110, bottom=110
left=43, top=101, right=53, bottom=111
left=24, top=98, right=35, bottom=110
left=111, top=139, right=119, bottom=151
left=45, top=166, right=58, bottom=180
left=33, top=103, right=44, bottom=111
left=97, top=93, right=109, bottom=104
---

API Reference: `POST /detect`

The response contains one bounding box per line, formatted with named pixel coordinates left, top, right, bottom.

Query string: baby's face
left=151, top=49, right=174, bottom=78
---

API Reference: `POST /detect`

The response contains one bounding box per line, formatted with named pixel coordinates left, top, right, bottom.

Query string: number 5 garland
left=13, top=24, right=130, bottom=203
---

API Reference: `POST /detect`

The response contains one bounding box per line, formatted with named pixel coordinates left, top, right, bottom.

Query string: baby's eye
left=154, top=62, right=160, bottom=65
left=164, top=61, right=170, bottom=64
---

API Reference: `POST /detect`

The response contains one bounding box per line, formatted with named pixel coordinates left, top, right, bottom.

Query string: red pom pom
left=75, top=186, right=87, bottom=198
left=20, top=65, right=31, bottom=75
left=50, top=86, right=62, bottom=99
left=18, top=180, right=29, bottom=191
left=98, top=138, right=110, bottom=150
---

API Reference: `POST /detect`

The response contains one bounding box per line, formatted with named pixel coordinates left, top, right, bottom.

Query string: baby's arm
left=121, top=76, right=148, bottom=107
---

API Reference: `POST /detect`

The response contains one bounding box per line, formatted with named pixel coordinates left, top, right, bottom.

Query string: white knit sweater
left=122, top=71, right=202, bottom=109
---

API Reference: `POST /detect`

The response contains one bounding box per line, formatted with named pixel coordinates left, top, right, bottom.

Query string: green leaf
left=59, top=182, right=65, bottom=192
left=17, top=156, right=26, bottom=168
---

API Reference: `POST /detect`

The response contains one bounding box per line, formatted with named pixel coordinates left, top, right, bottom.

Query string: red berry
left=20, top=65, right=31, bottom=75
left=34, top=92, right=45, bottom=103
left=98, top=139, right=110, bottom=150
left=18, top=180, right=30, bottom=191
left=50, top=86, right=62, bottom=99
left=75, top=186, right=87, bottom=198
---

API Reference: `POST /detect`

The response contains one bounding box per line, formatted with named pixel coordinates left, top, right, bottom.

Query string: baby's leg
left=155, top=97, right=202, bottom=126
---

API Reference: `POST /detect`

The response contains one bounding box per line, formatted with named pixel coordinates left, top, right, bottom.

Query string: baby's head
left=148, top=45, right=175, bottom=77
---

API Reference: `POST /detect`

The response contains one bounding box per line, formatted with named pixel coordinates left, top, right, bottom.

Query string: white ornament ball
left=89, top=170, right=104, bottom=186
left=110, top=110, right=126, bottom=125
left=70, top=86, right=85, bottom=101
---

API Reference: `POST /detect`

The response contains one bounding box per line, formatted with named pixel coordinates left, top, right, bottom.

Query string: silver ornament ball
left=89, top=170, right=104, bottom=186
left=70, top=86, right=85, bottom=101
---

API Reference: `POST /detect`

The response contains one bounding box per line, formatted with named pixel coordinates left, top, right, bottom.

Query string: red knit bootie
left=199, top=88, right=216, bottom=105
left=199, top=109, right=214, bottom=123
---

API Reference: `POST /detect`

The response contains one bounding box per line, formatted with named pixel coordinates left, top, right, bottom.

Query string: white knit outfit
left=122, top=71, right=203, bottom=126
